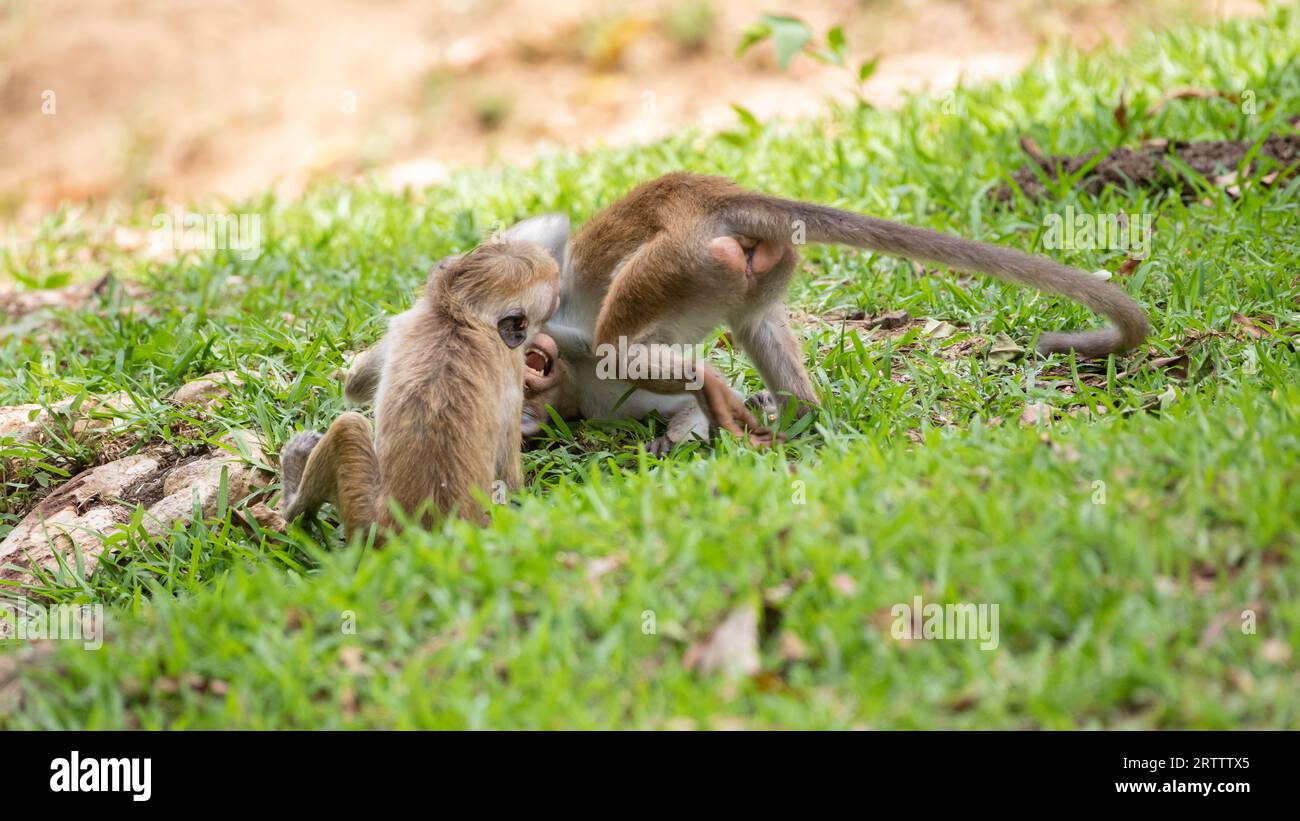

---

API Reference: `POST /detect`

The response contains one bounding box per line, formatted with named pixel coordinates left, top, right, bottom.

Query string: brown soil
left=0, top=0, right=1263, bottom=223
left=999, top=132, right=1300, bottom=200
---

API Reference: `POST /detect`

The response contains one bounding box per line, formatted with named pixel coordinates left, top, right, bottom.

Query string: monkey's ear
left=502, top=214, right=569, bottom=270
left=497, top=310, right=528, bottom=348
left=426, top=253, right=463, bottom=288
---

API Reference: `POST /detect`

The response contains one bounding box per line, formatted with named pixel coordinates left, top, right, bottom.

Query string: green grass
left=2, top=6, right=1298, bottom=728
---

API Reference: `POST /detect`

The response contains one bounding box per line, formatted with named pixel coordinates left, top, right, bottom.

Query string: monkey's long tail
left=726, top=195, right=1150, bottom=357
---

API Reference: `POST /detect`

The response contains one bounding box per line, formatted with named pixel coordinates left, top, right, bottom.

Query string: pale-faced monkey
left=349, top=172, right=1149, bottom=448
left=279, top=238, right=561, bottom=541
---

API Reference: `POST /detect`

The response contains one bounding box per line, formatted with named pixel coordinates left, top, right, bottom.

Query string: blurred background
left=0, top=0, right=1261, bottom=222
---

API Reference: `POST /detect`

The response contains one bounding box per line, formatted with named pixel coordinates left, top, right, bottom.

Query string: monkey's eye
left=497, top=310, right=528, bottom=349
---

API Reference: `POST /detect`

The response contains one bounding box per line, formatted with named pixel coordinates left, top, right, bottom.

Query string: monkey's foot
left=279, top=430, right=324, bottom=510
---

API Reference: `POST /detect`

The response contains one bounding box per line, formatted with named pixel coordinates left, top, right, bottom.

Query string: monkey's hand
left=699, top=366, right=782, bottom=448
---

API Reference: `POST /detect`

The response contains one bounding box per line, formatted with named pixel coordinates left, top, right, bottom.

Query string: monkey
left=343, top=214, right=773, bottom=455
left=347, top=172, right=1149, bottom=449
left=279, top=237, right=561, bottom=541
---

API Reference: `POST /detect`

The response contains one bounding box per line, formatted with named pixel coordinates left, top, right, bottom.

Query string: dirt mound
left=997, top=132, right=1299, bottom=200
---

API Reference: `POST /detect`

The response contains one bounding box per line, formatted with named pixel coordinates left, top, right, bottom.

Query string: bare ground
left=0, top=0, right=1264, bottom=222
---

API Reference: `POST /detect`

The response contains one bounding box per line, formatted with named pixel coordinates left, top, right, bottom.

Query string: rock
left=0, top=431, right=272, bottom=585
left=170, top=371, right=244, bottom=408
left=0, top=393, right=131, bottom=446
left=0, top=452, right=164, bottom=585
left=0, top=393, right=136, bottom=483
left=139, top=430, right=268, bottom=537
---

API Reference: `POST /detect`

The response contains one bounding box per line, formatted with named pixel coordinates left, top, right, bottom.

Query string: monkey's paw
left=644, top=435, right=675, bottom=458
left=745, top=390, right=780, bottom=425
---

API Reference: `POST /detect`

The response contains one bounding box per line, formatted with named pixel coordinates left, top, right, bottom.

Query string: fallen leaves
left=987, top=332, right=1024, bottom=366
left=584, top=552, right=626, bottom=597
left=1230, top=313, right=1268, bottom=340
left=1260, top=639, right=1292, bottom=665
left=1116, top=256, right=1142, bottom=278
left=683, top=605, right=760, bottom=679
left=1018, top=402, right=1053, bottom=427
left=779, top=630, right=810, bottom=662
left=921, top=318, right=958, bottom=340
left=831, top=573, right=857, bottom=595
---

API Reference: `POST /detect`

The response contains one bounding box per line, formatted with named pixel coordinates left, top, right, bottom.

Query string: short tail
left=724, top=194, right=1149, bottom=357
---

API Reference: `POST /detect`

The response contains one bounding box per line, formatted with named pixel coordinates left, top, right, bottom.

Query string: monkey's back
left=375, top=304, right=516, bottom=530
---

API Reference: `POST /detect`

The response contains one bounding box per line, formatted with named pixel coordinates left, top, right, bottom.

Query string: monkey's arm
left=731, top=306, right=817, bottom=412
left=343, top=332, right=393, bottom=405
left=645, top=387, right=771, bottom=456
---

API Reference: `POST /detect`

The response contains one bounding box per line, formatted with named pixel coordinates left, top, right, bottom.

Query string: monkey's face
left=521, top=332, right=581, bottom=437
left=442, top=240, right=561, bottom=350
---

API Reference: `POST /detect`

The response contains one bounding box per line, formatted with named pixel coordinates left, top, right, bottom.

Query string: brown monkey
left=279, top=238, right=560, bottom=541
left=565, top=173, right=1149, bottom=443
left=351, top=173, right=1149, bottom=448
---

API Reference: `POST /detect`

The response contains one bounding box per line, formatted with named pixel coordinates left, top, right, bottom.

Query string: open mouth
left=525, top=347, right=552, bottom=378
left=524, top=331, right=558, bottom=391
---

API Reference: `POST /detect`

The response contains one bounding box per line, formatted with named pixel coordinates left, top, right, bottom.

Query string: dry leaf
left=779, top=631, right=809, bottom=662
left=1198, top=613, right=1231, bottom=650
left=683, top=605, right=760, bottom=679
left=1261, top=639, right=1291, bottom=665
left=1116, top=257, right=1142, bottom=277
left=339, top=645, right=367, bottom=675
left=922, top=318, right=958, bottom=339
left=1231, top=313, right=1266, bottom=339
left=1019, top=402, right=1053, bottom=427
left=585, top=553, right=626, bottom=596
left=1018, top=134, right=1047, bottom=165
left=987, top=332, right=1024, bottom=365
left=1151, top=355, right=1189, bottom=380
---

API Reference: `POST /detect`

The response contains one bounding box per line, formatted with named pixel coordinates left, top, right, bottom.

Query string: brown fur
left=345, top=173, right=1150, bottom=450
left=279, top=240, right=559, bottom=541
left=568, top=172, right=1149, bottom=441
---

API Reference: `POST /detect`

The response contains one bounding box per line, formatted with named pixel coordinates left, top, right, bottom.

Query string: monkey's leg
left=593, top=236, right=771, bottom=444
left=731, top=306, right=818, bottom=418
left=280, top=412, right=379, bottom=539
left=279, top=429, right=323, bottom=510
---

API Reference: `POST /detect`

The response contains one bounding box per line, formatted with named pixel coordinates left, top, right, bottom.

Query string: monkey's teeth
left=525, top=350, right=551, bottom=375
